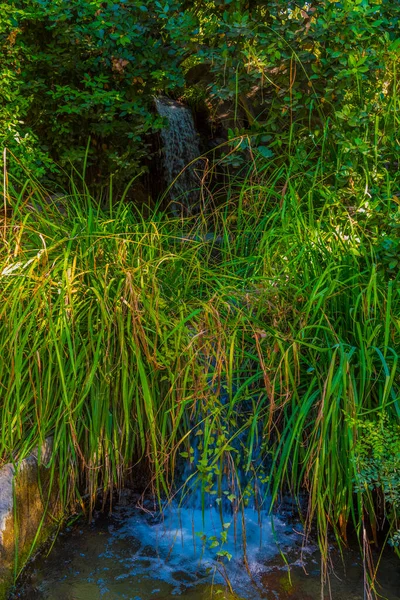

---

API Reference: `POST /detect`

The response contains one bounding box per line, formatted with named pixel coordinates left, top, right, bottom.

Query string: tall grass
left=0, top=163, right=399, bottom=582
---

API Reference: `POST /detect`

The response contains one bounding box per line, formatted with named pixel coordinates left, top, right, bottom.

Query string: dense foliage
left=1, top=0, right=399, bottom=190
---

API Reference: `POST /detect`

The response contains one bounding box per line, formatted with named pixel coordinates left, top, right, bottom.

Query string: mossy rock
left=0, top=441, right=62, bottom=599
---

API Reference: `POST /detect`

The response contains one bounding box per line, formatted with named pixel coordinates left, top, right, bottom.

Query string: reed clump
left=0, top=164, right=399, bottom=566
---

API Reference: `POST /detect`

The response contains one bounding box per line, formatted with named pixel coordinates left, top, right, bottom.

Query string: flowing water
left=11, top=499, right=400, bottom=600
left=10, top=413, right=400, bottom=600
left=155, top=97, right=202, bottom=214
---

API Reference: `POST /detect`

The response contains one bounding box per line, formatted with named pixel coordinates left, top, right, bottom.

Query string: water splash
left=116, top=503, right=301, bottom=598
left=111, top=427, right=303, bottom=598
left=155, top=97, right=201, bottom=215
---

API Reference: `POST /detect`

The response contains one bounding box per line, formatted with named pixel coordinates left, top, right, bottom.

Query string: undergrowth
left=0, top=158, right=399, bottom=591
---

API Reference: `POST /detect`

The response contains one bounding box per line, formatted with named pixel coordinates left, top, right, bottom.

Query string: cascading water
left=155, top=97, right=202, bottom=215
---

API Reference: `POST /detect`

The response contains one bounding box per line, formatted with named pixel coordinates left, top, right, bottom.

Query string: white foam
left=111, top=503, right=300, bottom=598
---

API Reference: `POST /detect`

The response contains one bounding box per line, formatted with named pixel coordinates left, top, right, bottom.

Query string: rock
left=0, top=439, right=62, bottom=599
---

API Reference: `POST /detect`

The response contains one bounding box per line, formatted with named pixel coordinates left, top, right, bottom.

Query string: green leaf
left=257, top=146, right=274, bottom=158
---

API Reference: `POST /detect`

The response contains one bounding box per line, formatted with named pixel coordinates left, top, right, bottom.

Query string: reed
left=0, top=161, right=398, bottom=573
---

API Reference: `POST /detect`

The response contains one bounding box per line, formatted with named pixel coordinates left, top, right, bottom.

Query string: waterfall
left=155, top=97, right=201, bottom=215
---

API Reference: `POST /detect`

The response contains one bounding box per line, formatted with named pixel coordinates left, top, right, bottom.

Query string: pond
left=11, top=499, right=400, bottom=600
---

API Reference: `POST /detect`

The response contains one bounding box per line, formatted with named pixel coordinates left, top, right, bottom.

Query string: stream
left=11, top=500, right=400, bottom=600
